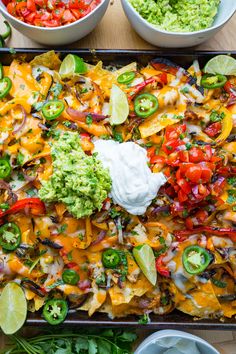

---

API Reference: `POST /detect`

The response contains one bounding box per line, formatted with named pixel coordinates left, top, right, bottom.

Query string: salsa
left=3, top=0, right=101, bottom=27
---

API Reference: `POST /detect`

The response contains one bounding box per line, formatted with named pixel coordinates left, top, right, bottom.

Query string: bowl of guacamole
left=121, top=0, right=236, bottom=47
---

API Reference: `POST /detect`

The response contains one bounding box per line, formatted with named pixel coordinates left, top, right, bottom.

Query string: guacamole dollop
left=39, top=132, right=111, bottom=219
left=129, top=0, right=220, bottom=32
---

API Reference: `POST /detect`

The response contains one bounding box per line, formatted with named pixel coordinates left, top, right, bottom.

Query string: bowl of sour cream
left=135, top=330, right=219, bottom=354
left=121, top=0, right=236, bottom=48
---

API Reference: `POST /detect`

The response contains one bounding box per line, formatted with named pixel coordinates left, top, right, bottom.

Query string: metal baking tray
left=1, top=48, right=235, bottom=330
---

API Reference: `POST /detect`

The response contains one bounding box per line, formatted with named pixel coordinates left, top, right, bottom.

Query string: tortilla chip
left=108, top=274, right=153, bottom=306
left=85, top=61, right=116, bottom=98
left=79, top=286, right=106, bottom=316
left=30, top=51, right=61, bottom=70
left=177, top=281, right=222, bottom=318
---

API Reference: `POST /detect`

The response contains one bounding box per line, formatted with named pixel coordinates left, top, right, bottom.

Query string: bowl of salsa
left=0, top=0, right=109, bottom=45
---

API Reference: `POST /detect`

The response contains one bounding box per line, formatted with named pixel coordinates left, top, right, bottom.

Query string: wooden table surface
left=0, top=0, right=235, bottom=352
left=0, top=0, right=236, bottom=50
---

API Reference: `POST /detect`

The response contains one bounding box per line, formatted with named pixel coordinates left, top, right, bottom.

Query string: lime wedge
left=0, top=282, right=27, bottom=334
left=59, top=54, right=87, bottom=78
left=204, top=55, right=236, bottom=75
left=133, top=244, right=157, bottom=286
left=109, top=84, right=129, bottom=125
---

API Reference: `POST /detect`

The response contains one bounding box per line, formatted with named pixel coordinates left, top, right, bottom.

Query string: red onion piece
left=152, top=205, right=170, bottom=214
left=13, top=106, right=27, bottom=134
left=192, top=185, right=199, bottom=196
left=78, top=279, right=91, bottom=291
left=91, top=230, right=106, bottom=246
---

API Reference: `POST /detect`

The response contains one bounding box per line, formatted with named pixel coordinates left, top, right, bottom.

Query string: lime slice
left=133, top=244, right=157, bottom=286
left=0, top=282, right=27, bottom=334
left=204, top=55, right=236, bottom=75
left=109, top=84, right=129, bottom=125
left=59, top=54, right=87, bottom=78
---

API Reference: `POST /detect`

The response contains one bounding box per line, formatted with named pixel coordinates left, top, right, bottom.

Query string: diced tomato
left=165, top=124, right=186, bottom=140
left=177, top=178, right=192, bottom=194
left=185, top=165, right=202, bottom=183
left=162, top=139, right=181, bottom=155
left=188, top=147, right=204, bottom=163
left=7, top=2, right=17, bottom=15
left=34, top=18, right=43, bottom=26
left=199, top=162, right=213, bottom=183
left=35, top=0, right=47, bottom=6
left=178, top=150, right=189, bottom=163
left=69, top=0, right=87, bottom=10
left=52, top=8, right=65, bottom=20
left=147, top=146, right=156, bottom=159
left=42, top=19, right=60, bottom=26
left=40, top=11, right=52, bottom=20
left=27, top=0, right=36, bottom=12
left=16, top=1, right=27, bottom=15
left=204, top=145, right=212, bottom=161
left=62, top=9, right=76, bottom=23
left=204, top=122, right=222, bottom=137
left=178, top=189, right=188, bottom=202
left=25, top=12, right=36, bottom=23
left=71, top=8, right=82, bottom=19
left=150, top=155, right=166, bottom=165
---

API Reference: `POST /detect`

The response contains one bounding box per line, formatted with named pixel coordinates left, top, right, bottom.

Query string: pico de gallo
left=0, top=51, right=235, bottom=330
left=3, top=0, right=101, bottom=27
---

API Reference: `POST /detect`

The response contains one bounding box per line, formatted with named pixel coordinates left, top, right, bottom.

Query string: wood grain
left=0, top=0, right=236, bottom=50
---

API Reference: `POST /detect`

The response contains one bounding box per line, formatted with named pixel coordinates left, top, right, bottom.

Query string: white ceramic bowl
left=0, top=0, right=109, bottom=45
left=121, top=0, right=236, bottom=48
left=135, top=330, right=219, bottom=354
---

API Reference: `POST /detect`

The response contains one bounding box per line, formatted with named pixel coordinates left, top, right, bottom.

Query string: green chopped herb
left=210, top=110, right=225, bottom=122
left=227, top=177, right=236, bottom=187
left=86, top=114, right=93, bottom=126
left=16, top=151, right=24, bottom=165
left=109, top=207, right=121, bottom=219
left=58, top=224, right=68, bottom=234
left=138, top=313, right=150, bottom=325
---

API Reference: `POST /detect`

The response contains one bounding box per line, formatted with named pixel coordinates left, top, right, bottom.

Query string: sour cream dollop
left=93, top=140, right=166, bottom=215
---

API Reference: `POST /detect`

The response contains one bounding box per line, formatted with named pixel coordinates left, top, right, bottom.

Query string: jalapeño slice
left=42, top=100, right=65, bottom=120
left=117, top=71, right=135, bottom=85
left=201, top=74, right=227, bottom=89
left=62, top=269, right=80, bottom=285
left=43, top=299, right=68, bottom=325
left=102, top=249, right=121, bottom=269
left=0, top=158, right=11, bottom=179
left=182, top=245, right=212, bottom=275
left=134, top=93, right=158, bottom=118
left=0, top=77, right=12, bottom=99
left=0, top=222, right=21, bottom=251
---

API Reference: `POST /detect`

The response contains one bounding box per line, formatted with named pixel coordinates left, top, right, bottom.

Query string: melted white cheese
left=93, top=140, right=166, bottom=215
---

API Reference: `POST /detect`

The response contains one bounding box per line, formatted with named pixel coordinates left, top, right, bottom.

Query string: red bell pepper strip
left=224, top=81, right=236, bottom=106
left=174, top=226, right=236, bottom=242
left=155, top=255, right=170, bottom=277
left=128, top=77, right=156, bottom=100
left=0, top=198, right=46, bottom=218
